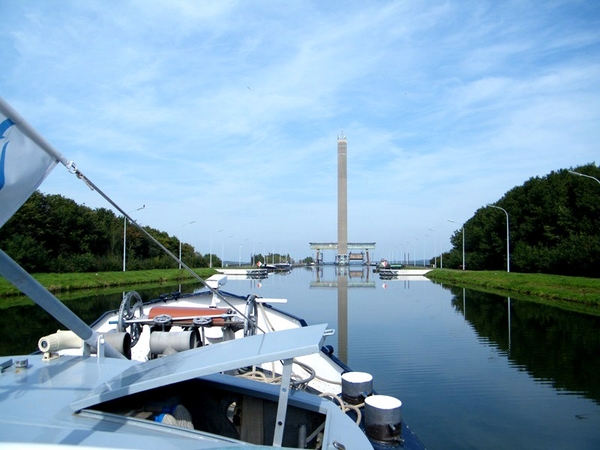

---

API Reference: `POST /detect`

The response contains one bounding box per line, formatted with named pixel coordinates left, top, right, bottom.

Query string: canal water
left=2, top=266, right=600, bottom=449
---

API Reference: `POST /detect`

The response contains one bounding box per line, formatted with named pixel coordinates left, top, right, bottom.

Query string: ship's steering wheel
left=117, top=291, right=144, bottom=346
left=244, top=295, right=258, bottom=337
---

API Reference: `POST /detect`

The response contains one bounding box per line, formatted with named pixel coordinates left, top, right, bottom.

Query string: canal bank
left=426, top=269, right=600, bottom=313
left=0, top=267, right=218, bottom=299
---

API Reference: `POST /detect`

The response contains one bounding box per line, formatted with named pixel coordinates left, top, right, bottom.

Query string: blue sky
left=1, top=1, right=599, bottom=263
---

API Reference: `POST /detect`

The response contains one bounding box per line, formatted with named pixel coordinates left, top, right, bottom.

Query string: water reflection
left=310, top=265, right=375, bottom=288
left=308, top=266, right=376, bottom=364
left=444, top=284, right=600, bottom=405
left=338, top=271, right=348, bottom=363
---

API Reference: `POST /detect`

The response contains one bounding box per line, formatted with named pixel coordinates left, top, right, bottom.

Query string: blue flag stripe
left=0, top=142, right=6, bottom=190
left=0, top=118, right=14, bottom=138
left=0, top=119, right=14, bottom=191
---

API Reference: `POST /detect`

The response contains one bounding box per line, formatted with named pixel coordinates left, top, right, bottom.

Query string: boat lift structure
left=309, top=242, right=375, bottom=265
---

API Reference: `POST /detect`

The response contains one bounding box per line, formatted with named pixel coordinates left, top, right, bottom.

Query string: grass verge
left=0, top=267, right=218, bottom=298
left=425, top=269, right=600, bottom=307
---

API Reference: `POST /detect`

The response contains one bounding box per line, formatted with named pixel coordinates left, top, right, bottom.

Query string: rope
left=312, top=371, right=342, bottom=386
left=258, top=303, right=276, bottom=332
left=318, top=392, right=363, bottom=425
left=289, top=359, right=316, bottom=387
left=236, top=358, right=339, bottom=393
left=237, top=370, right=271, bottom=382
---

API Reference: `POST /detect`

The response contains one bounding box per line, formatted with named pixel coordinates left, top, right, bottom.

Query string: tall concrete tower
left=336, top=131, right=348, bottom=265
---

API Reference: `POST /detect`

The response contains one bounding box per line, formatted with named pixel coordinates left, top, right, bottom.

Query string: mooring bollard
left=364, top=394, right=402, bottom=443
left=341, top=371, right=373, bottom=405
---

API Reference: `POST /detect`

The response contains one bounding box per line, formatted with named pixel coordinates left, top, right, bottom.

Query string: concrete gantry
left=310, top=242, right=376, bottom=266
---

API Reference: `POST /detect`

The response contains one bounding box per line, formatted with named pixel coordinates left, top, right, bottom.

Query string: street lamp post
left=238, top=239, right=248, bottom=266
left=568, top=170, right=600, bottom=184
left=179, top=220, right=196, bottom=269
left=448, top=219, right=465, bottom=270
left=210, top=229, right=224, bottom=268
left=123, top=205, right=145, bottom=272
left=486, top=204, right=510, bottom=272
left=223, top=235, right=233, bottom=267
left=428, top=228, right=437, bottom=268
left=413, top=239, right=418, bottom=266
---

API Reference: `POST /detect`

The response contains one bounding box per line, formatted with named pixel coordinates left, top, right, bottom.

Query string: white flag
left=0, top=101, right=65, bottom=228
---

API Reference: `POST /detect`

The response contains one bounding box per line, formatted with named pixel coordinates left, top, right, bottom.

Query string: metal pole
left=123, top=216, right=126, bottom=272
left=447, top=219, right=465, bottom=270
left=413, top=240, right=417, bottom=266
left=428, top=228, right=436, bottom=268
left=462, top=226, right=465, bottom=270
left=568, top=170, right=600, bottom=184
left=211, top=229, right=225, bottom=268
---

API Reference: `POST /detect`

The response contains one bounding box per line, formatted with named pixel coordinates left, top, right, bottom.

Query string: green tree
left=446, top=163, right=600, bottom=277
left=0, top=191, right=207, bottom=273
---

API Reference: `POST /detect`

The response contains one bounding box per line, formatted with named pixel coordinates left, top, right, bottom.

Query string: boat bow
left=71, top=324, right=328, bottom=411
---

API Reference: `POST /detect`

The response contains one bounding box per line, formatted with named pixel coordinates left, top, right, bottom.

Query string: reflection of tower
left=337, top=131, right=348, bottom=265
left=337, top=272, right=348, bottom=364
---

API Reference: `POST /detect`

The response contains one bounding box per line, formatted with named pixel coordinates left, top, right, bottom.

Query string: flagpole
left=0, top=96, right=70, bottom=167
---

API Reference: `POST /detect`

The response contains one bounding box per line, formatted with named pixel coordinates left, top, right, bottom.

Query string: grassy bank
left=0, top=267, right=219, bottom=298
left=425, top=269, right=600, bottom=306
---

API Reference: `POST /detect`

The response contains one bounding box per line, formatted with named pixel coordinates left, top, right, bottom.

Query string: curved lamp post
left=447, top=219, right=465, bottom=270
left=428, top=228, right=437, bottom=268
left=179, top=220, right=196, bottom=269
left=486, top=204, right=510, bottom=272
left=123, top=205, right=145, bottom=272
left=413, top=239, right=418, bottom=266
left=568, top=170, right=600, bottom=184
left=210, top=229, right=224, bottom=268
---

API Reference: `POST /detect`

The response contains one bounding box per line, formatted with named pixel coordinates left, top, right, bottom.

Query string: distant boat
left=217, top=268, right=268, bottom=279
left=263, top=262, right=292, bottom=273
left=374, top=259, right=404, bottom=273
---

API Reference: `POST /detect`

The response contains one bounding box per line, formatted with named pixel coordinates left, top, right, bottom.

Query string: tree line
left=442, top=163, right=600, bottom=278
left=2, top=163, right=597, bottom=276
left=0, top=191, right=308, bottom=273
left=0, top=191, right=217, bottom=273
